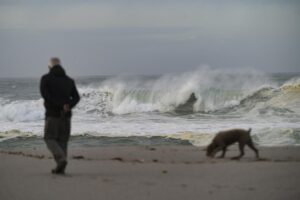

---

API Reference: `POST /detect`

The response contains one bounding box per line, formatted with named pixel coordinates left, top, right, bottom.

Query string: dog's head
left=206, top=142, right=219, bottom=157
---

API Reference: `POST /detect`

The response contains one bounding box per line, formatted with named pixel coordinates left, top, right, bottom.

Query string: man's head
left=48, top=57, right=61, bottom=69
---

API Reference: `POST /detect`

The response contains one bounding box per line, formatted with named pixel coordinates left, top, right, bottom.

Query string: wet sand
left=0, top=146, right=300, bottom=200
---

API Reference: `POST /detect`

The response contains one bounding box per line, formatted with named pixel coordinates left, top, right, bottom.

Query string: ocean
left=0, top=68, right=300, bottom=148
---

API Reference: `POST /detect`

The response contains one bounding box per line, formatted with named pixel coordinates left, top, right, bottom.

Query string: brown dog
left=206, top=128, right=259, bottom=160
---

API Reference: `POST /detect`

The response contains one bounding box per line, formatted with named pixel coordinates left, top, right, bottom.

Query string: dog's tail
left=248, top=128, right=252, bottom=134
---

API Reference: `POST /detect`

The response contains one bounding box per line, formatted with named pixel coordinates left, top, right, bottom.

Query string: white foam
left=281, top=76, right=300, bottom=88
left=0, top=99, right=44, bottom=122
left=0, top=69, right=299, bottom=146
left=77, top=68, right=273, bottom=115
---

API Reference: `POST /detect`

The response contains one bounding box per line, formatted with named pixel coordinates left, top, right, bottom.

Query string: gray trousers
left=44, top=116, right=71, bottom=164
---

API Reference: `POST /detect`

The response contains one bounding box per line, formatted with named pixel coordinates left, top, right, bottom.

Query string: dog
left=206, top=128, right=259, bottom=160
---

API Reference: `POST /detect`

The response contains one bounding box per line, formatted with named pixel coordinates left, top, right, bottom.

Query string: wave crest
left=0, top=98, right=44, bottom=122
left=0, top=71, right=299, bottom=123
left=78, top=68, right=273, bottom=115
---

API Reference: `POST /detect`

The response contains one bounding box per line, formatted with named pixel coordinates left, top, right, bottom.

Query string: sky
left=0, top=0, right=299, bottom=77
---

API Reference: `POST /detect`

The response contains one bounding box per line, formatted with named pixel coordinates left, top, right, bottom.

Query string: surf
left=1, top=69, right=299, bottom=121
left=76, top=69, right=300, bottom=116
left=0, top=69, right=299, bottom=147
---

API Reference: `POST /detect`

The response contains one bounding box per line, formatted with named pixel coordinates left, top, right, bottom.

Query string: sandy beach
left=1, top=145, right=300, bottom=200
left=1, top=0, right=300, bottom=199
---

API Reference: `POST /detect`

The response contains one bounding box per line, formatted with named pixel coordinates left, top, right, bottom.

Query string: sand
left=0, top=146, right=300, bottom=200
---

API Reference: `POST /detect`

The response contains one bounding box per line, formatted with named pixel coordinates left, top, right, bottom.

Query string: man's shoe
left=51, top=161, right=67, bottom=174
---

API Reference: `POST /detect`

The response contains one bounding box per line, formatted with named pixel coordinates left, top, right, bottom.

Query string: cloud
left=0, top=1, right=299, bottom=38
left=0, top=0, right=299, bottom=77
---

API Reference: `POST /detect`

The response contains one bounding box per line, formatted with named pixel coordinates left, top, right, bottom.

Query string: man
left=40, top=57, right=80, bottom=174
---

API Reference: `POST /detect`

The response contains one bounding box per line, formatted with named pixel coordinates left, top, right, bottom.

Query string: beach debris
left=162, top=170, right=168, bottom=174
left=111, top=157, right=124, bottom=162
left=256, top=158, right=269, bottom=162
left=28, top=154, right=45, bottom=159
left=132, top=159, right=144, bottom=163
left=145, top=146, right=156, bottom=151
left=72, top=155, right=85, bottom=160
left=152, top=159, right=158, bottom=163
left=0, top=151, right=45, bottom=159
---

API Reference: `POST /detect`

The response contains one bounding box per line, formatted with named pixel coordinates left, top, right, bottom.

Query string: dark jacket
left=40, top=65, right=80, bottom=118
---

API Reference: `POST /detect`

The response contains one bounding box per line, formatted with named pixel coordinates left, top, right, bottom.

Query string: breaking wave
left=0, top=69, right=299, bottom=147
left=0, top=98, right=44, bottom=122
left=76, top=69, right=299, bottom=116
left=0, top=69, right=299, bottom=123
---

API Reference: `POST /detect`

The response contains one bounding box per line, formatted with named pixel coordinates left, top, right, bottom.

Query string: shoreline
left=1, top=146, right=300, bottom=200
left=1, top=145, right=300, bottom=162
left=1, top=132, right=300, bottom=149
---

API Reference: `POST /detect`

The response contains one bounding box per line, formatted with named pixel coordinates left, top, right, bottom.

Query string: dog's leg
left=231, top=143, right=245, bottom=160
left=217, top=147, right=227, bottom=158
left=247, top=140, right=259, bottom=159
left=211, top=146, right=224, bottom=158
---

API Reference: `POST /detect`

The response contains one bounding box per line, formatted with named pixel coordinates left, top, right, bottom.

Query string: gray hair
left=48, top=57, right=61, bottom=68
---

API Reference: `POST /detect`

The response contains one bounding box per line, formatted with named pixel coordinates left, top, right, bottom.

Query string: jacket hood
left=50, top=65, right=66, bottom=77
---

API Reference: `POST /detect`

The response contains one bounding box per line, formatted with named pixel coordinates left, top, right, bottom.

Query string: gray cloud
left=0, top=1, right=299, bottom=77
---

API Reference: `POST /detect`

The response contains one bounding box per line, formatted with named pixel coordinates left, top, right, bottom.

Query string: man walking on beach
left=40, top=57, right=80, bottom=174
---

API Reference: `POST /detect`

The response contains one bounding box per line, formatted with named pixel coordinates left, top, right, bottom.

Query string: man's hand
left=63, top=104, right=71, bottom=113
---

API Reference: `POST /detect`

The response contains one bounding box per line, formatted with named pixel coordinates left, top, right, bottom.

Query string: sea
left=0, top=68, right=300, bottom=148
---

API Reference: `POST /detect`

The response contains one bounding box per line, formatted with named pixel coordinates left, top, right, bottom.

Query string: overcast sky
left=0, top=0, right=299, bottom=77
